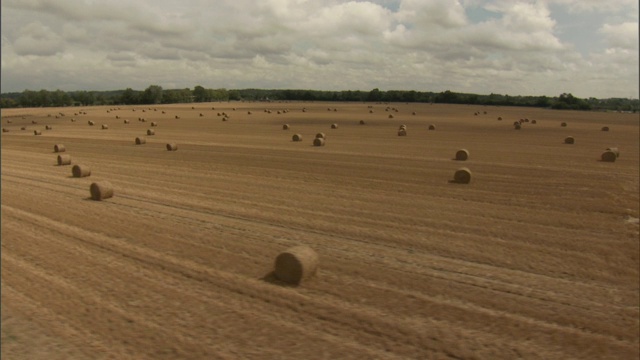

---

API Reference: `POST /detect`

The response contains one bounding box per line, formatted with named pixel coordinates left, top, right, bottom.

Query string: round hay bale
left=101, top=124, right=109, bottom=130
left=274, top=245, right=319, bottom=285
left=88, top=121, right=94, bottom=126
left=359, top=120, right=365, bottom=125
left=53, top=144, right=65, bottom=153
left=605, top=147, right=620, bottom=158
left=313, top=137, right=325, bottom=146
left=21, top=127, right=26, bottom=131
left=116, top=115, right=120, bottom=119
left=561, top=122, right=567, bottom=127
left=282, top=124, right=290, bottom=130
left=455, top=149, right=469, bottom=161
left=135, top=137, right=146, bottom=145
left=330, top=123, right=338, bottom=129
left=454, top=167, right=472, bottom=184
left=315, top=132, right=325, bottom=139
left=34, top=130, right=42, bottom=135
left=175, top=115, right=180, bottom=119
left=388, top=114, right=394, bottom=119
left=497, top=117, right=502, bottom=120
left=398, top=129, right=407, bottom=136
left=70, top=118, right=76, bottom=122
left=45, top=125, right=52, bottom=130
left=514, top=123, right=521, bottom=130
left=57, top=154, right=71, bottom=166
left=369, top=110, right=373, bottom=113
left=151, top=122, right=158, bottom=127
left=90, top=181, right=114, bottom=201
left=166, top=143, right=178, bottom=151
left=124, top=119, right=130, bottom=124
left=147, top=129, right=155, bottom=136
left=292, top=134, right=303, bottom=142
left=531, top=119, right=537, bottom=124
left=412, top=111, right=416, bottom=115
left=601, top=151, right=617, bottom=162
left=2, top=128, right=9, bottom=133
left=72, top=164, right=91, bottom=178
left=6, top=120, right=12, bottom=124
left=32, top=120, right=38, bottom=124
left=601, top=126, right=609, bottom=131
left=200, top=113, right=204, bottom=117
left=564, top=136, right=575, bottom=144
left=428, top=124, right=436, bottom=130
left=399, top=124, right=407, bottom=130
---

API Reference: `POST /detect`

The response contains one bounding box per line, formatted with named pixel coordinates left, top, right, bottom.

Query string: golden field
left=1, top=102, right=639, bottom=359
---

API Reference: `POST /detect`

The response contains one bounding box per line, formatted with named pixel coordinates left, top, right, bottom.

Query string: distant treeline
left=1, top=85, right=638, bottom=112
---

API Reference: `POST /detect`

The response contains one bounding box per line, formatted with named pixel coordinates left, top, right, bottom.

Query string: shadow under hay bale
left=166, top=143, right=178, bottom=151
left=57, top=154, right=71, bottom=166
left=564, top=136, right=575, bottom=144
left=313, top=137, right=325, bottom=146
left=453, top=167, right=472, bottom=184
left=273, top=245, right=318, bottom=285
left=292, top=134, right=303, bottom=142
left=72, top=164, right=91, bottom=178
left=455, top=149, right=469, bottom=161
left=54, top=144, right=66, bottom=153
left=90, top=181, right=114, bottom=201
left=135, top=137, right=146, bottom=145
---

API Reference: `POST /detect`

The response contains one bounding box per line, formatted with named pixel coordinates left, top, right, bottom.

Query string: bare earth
left=1, top=102, right=639, bottom=359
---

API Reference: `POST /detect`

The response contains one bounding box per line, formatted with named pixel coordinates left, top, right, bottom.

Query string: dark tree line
left=1, top=85, right=638, bottom=112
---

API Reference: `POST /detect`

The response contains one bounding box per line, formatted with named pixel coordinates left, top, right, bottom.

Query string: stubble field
left=1, top=101, right=639, bottom=359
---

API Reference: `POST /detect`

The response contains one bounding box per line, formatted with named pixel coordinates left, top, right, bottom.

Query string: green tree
left=142, top=85, right=163, bottom=104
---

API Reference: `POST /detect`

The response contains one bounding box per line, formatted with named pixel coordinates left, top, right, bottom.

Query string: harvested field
left=2, top=102, right=639, bottom=359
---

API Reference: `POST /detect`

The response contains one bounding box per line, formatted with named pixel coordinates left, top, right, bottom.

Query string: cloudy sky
left=1, top=0, right=638, bottom=99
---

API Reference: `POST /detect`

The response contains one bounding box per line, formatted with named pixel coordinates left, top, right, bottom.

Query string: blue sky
left=1, top=0, right=638, bottom=99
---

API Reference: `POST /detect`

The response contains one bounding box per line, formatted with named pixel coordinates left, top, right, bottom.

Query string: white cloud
left=600, top=22, right=639, bottom=50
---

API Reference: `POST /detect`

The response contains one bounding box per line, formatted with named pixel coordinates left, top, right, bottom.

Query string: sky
left=1, top=0, right=638, bottom=99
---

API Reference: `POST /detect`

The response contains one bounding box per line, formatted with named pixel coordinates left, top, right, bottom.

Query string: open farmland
left=1, top=102, right=639, bottom=359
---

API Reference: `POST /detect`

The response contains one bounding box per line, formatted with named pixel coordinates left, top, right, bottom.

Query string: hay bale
left=21, top=127, right=26, bottom=130
left=6, top=120, right=12, bottom=124
left=514, top=123, right=521, bottom=130
left=53, top=144, right=66, bottom=153
left=315, top=132, right=325, bottom=139
left=564, top=136, right=575, bottom=144
left=72, top=164, right=91, bottom=178
left=388, top=114, right=394, bottom=119
left=88, top=121, right=95, bottom=126
left=531, top=119, right=537, bottom=124
left=200, top=113, right=204, bottom=117
left=57, top=154, right=71, bottom=166
left=282, top=124, right=290, bottom=130
left=124, top=119, right=130, bottom=124
left=151, top=122, right=158, bottom=127
left=313, top=137, right=325, bottom=146
left=601, top=126, right=609, bottom=131
left=369, top=110, right=373, bottom=113
left=116, top=115, right=120, bottom=119
left=398, top=129, right=407, bottom=136
left=166, top=143, right=178, bottom=151
left=175, top=115, right=180, bottom=119
left=2, top=128, right=9, bottom=133
left=561, top=122, right=567, bottom=127
left=399, top=124, right=407, bottom=130
left=454, top=167, right=472, bottom=184
left=90, top=181, right=114, bottom=201
left=135, top=137, right=146, bottom=145
left=359, top=120, right=365, bottom=125
left=606, top=147, right=620, bottom=158
left=147, top=129, right=155, bottom=135
left=428, top=124, right=436, bottom=130
left=455, top=149, right=469, bottom=161
left=497, top=117, right=502, bottom=120
left=101, top=124, right=109, bottom=130
left=32, top=120, right=38, bottom=124
left=45, top=125, right=52, bottom=130
left=274, top=245, right=318, bottom=285
left=70, top=118, right=76, bottom=122
left=330, top=123, right=338, bottom=129
left=601, top=151, right=617, bottom=162
left=34, top=130, right=42, bottom=135
left=292, top=134, right=303, bottom=142
left=412, top=112, right=416, bottom=115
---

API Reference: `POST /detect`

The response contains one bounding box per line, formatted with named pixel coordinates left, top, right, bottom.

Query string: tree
left=142, top=85, right=163, bottom=104
left=193, top=85, right=207, bottom=102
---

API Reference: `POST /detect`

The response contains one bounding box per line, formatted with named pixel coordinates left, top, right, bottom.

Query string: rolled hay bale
left=200, top=113, right=204, bottom=117
left=497, top=117, right=502, bottom=120
left=315, top=132, right=326, bottom=139
left=247, top=111, right=252, bottom=115
left=331, top=123, right=338, bottom=129
left=531, top=119, right=537, bottom=124
left=124, top=119, right=130, bottom=124
left=70, top=118, right=76, bottom=122
left=282, top=124, right=290, bottom=130
left=116, top=115, right=120, bottom=119
left=359, top=120, right=365, bottom=125
left=101, top=124, right=109, bottom=130
left=88, top=120, right=95, bottom=126
left=601, top=126, right=609, bottom=131
left=175, top=115, right=180, bottom=119
left=21, top=127, right=26, bottom=130
left=34, top=130, right=42, bottom=135
left=71, top=164, right=91, bottom=178
left=90, top=181, right=114, bottom=201
left=428, top=124, right=436, bottom=130
left=6, top=120, right=12, bottom=124
left=398, top=129, right=407, bottom=136
left=57, top=154, right=71, bottom=166
left=514, top=123, right=521, bottom=130
left=53, top=144, right=66, bottom=153
left=513, top=121, right=520, bottom=126
left=399, top=124, right=407, bottom=130
left=292, top=134, right=303, bottom=142
left=45, top=125, right=52, bottom=130
left=151, top=122, right=158, bottom=127
left=274, top=245, right=319, bottom=285
left=147, top=129, right=155, bottom=136
left=141, top=118, right=147, bottom=123
left=454, top=167, right=472, bottom=184
left=561, top=122, right=567, bottom=127
left=32, top=120, right=38, bottom=124
left=524, top=118, right=530, bottom=123
left=606, top=147, right=620, bottom=158
left=135, top=137, right=146, bottom=145
left=388, top=114, right=394, bottom=119
left=166, top=143, right=178, bottom=151
left=564, top=136, right=575, bottom=144
left=313, top=137, right=325, bottom=146
left=412, top=111, right=416, bottom=115
left=455, top=149, right=469, bottom=161
left=601, top=151, right=617, bottom=162
left=369, top=110, right=373, bottom=113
